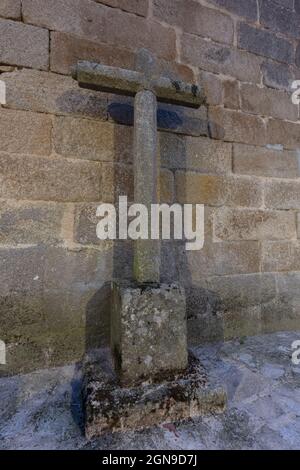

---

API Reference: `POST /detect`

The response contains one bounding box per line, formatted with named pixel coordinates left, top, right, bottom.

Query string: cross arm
left=72, top=61, right=205, bottom=109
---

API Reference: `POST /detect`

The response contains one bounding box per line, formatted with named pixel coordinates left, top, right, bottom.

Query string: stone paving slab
left=1, top=331, right=300, bottom=449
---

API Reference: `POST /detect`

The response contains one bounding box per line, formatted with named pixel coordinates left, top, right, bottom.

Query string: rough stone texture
left=0, top=0, right=21, bottom=19
left=0, top=201, right=64, bottom=245
left=209, top=107, right=267, bottom=146
left=153, top=0, right=234, bottom=45
left=23, top=0, right=176, bottom=61
left=1, top=69, right=108, bottom=120
left=213, top=208, right=297, bottom=241
left=176, top=172, right=263, bottom=207
left=265, top=179, right=300, bottom=210
left=261, top=60, right=293, bottom=91
left=182, top=34, right=262, bottom=83
left=160, top=133, right=232, bottom=174
left=267, top=119, right=300, bottom=149
left=53, top=117, right=133, bottom=162
left=223, top=80, right=240, bottom=110
left=233, top=144, right=300, bottom=178
left=83, top=349, right=226, bottom=438
left=262, top=241, right=300, bottom=272
left=0, top=18, right=49, bottom=70
left=259, top=0, right=300, bottom=39
left=0, top=109, right=52, bottom=156
left=95, top=0, right=148, bottom=16
left=207, top=0, right=258, bottom=21
left=238, top=23, right=294, bottom=64
left=240, top=83, right=298, bottom=121
left=111, top=282, right=188, bottom=386
left=50, top=32, right=135, bottom=75
left=0, top=153, right=102, bottom=202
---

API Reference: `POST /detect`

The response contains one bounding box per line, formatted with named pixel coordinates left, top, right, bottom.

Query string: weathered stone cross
left=73, top=50, right=205, bottom=389
left=72, top=49, right=204, bottom=284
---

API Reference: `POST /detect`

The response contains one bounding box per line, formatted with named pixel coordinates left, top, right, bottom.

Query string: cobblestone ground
left=1, top=331, right=300, bottom=450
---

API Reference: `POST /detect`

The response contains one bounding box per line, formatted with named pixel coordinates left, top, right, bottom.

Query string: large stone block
left=95, top=0, right=148, bottom=16
left=1, top=69, right=107, bottom=120
left=267, top=119, right=300, bottom=149
left=53, top=117, right=133, bottom=162
left=83, top=349, right=226, bottom=438
left=209, top=107, right=267, bottom=146
left=240, top=83, right=298, bottom=121
left=261, top=60, right=293, bottom=91
left=207, top=0, right=258, bottom=21
left=0, top=109, right=52, bottom=156
left=111, top=281, right=187, bottom=386
left=262, top=241, right=300, bottom=272
left=0, top=201, right=64, bottom=245
left=0, top=0, right=21, bottom=19
left=176, top=240, right=261, bottom=280
left=259, top=0, right=300, bottom=39
left=265, top=179, right=300, bottom=210
left=153, top=0, right=234, bottom=45
left=0, top=152, right=102, bottom=202
left=213, top=207, right=296, bottom=241
left=238, top=22, right=294, bottom=64
left=160, top=133, right=232, bottom=174
left=50, top=31, right=134, bottom=75
left=176, top=172, right=263, bottom=207
left=0, top=18, right=49, bottom=70
left=233, top=144, right=300, bottom=178
left=181, top=34, right=262, bottom=83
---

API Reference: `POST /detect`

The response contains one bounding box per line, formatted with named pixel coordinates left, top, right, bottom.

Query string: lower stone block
left=82, top=349, right=227, bottom=438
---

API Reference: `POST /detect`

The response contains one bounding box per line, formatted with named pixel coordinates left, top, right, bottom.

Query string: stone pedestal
left=111, top=281, right=188, bottom=386
left=82, top=349, right=227, bottom=439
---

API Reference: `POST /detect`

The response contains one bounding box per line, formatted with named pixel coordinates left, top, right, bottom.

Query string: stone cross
left=72, top=49, right=204, bottom=285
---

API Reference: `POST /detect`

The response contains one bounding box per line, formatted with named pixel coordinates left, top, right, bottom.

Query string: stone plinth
left=111, top=281, right=188, bottom=386
left=82, top=349, right=227, bottom=439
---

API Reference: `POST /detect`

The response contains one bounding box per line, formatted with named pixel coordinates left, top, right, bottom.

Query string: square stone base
left=111, top=281, right=188, bottom=386
left=82, top=349, right=227, bottom=439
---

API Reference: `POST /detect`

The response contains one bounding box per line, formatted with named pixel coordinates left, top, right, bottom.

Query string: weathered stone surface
left=259, top=0, right=300, bottom=39
left=267, top=119, right=300, bottom=149
left=233, top=144, right=300, bottom=178
left=0, top=18, right=49, bottom=70
left=133, top=89, right=160, bottom=284
left=240, top=83, right=298, bottom=121
left=223, top=80, right=240, bottom=110
left=0, top=0, right=21, bottom=19
left=0, top=201, right=64, bottom=245
left=261, top=60, right=293, bottom=91
left=1, top=69, right=108, bottom=120
left=265, top=179, right=300, bottom=210
left=213, top=208, right=296, bottom=241
left=53, top=117, right=132, bottom=162
left=160, top=133, right=232, bottom=174
left=0, top=152, right=102, bottom=202
left=200, top=71, right=223, bottom=106
left=111, top=281, right=188, bottom=386
left=95, top=0, right=148, bottom=16
left=50, top=31, right=134, bottom=75
left=153, top=0, right=234, bottom=45
left=207, top=0, right=258, bottom=20
left=176, top=172, right=263, bottom=207
left=101, top=162, right=134, bottom=202
left=83, top=349, right=226, bottom=438
left=176, top=241, right=261, bottom=279
left=262, top=241, right=300, bottom=272
left=209, top=107, right=266, bottom=146
left=238, top=23, right=294, bottom=64
left=0, top=109, right=52, bottom=156
left=182, top=34, right=262, bottom=83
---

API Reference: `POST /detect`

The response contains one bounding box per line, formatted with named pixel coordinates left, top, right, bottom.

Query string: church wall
left=1, top=0, right=300, bottom=374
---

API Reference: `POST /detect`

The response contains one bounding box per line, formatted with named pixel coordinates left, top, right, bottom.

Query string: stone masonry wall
left=1, top=0, right=300, bottom=374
